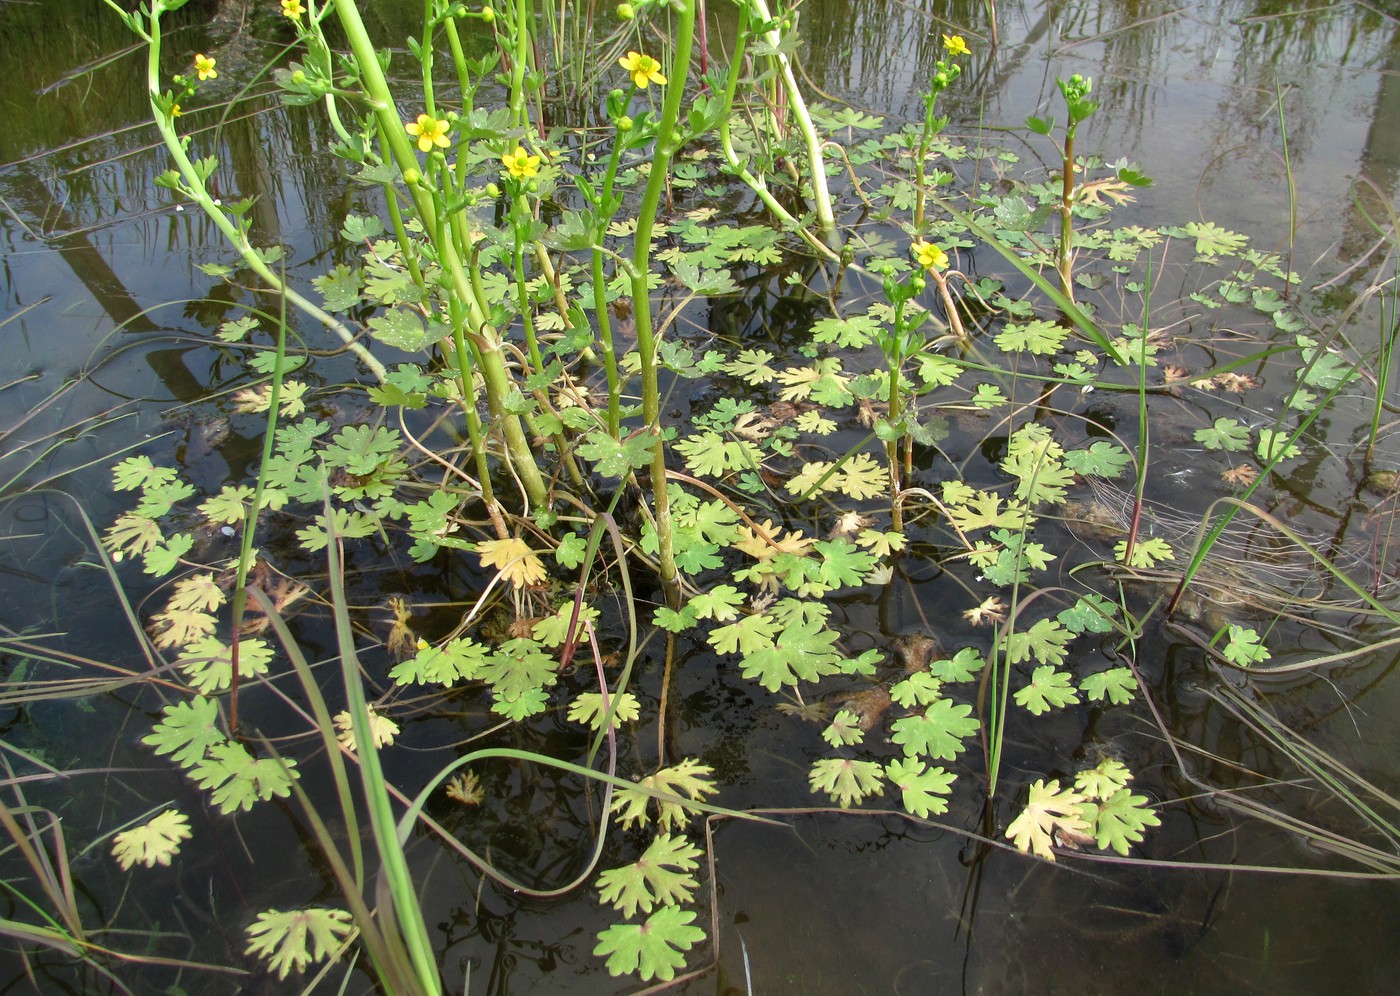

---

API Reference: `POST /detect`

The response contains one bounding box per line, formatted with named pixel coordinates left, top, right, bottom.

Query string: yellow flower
left=912, top=239, right=950, bottom=272
left=501, top=145, right=541, bottom=179
left=942, top=34, right=970, bottom=57
left=194, top=53, right=217, bottom=81
left=281, top=0, right=305, bottom=18
left=405, top=113, right=450, bottom=152
left=170, top=104, right=182, bottom=117
left=619, top=50, right=667, bottom=89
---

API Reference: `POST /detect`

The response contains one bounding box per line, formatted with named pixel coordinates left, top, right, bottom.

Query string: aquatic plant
left=72, top=0, right=1400, bottom=988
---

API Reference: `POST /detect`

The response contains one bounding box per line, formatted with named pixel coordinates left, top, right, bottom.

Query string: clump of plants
left=76, top=0, right=1398, bottom=988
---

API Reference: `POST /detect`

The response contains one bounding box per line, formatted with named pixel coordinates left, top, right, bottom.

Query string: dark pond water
left=2, top=0, right=1399, bottom=992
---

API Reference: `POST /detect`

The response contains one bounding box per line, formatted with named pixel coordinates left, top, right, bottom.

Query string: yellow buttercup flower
left=405, top=114, right=451, bottom=153
left=502, top=145, right=541, bottom=179
left=281, top=0, right=305, bottom=18
left=942, top=34, right=970, bottom=57
left=194, top=53, right=217, bottom=81
left=619, top=50, right=667, bottom=89
left=171, top=104, right=182, bottom=117
left=912, top=239, right=950, bottom=272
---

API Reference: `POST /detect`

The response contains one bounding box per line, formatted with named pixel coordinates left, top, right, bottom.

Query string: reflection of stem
left=132, top=5, right=388, bottom=382
left=716, top=4, right=840, bottom=261
left=745, top=0, right=840, bottom=243
left=929, top=268, right=968, bottom=343
left=630, top=0, right=699, bottom=601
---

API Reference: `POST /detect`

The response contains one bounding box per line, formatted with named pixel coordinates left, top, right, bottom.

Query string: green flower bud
left=290, top=69, right=307, bottom=85
left=485, top=181, right=500, bottom=197
left=481, top=6, right=495, bottom=23
left=616, top=2, right=634, bottom=18
left=402, top=167, right=421, bottom=186
left=616, top=115, right=634, bottom=132
left=910, top=275, right=926, bottom=293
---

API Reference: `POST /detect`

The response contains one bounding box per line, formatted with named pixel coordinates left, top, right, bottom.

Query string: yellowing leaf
left=245, top=908, right=354, bottom=980
left=611, top=759, right=717, bottom=831
left=1005, top=778, right=1092, bottom=861
left=332, top=706, right=399, bottom=752
left=476, top=537, right=548, bottom=588
left=111, top=809, right=192, bottom=870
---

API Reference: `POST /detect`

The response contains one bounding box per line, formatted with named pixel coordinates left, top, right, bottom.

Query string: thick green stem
left=1058, top=128, right=1076, bottom=303
left=630, top=0, right=698, bottom=598
left=335, top=0, right=548, bottom=509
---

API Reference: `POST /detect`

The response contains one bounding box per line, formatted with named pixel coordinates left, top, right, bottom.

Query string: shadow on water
left=2, top=0, right=1400, bottom=992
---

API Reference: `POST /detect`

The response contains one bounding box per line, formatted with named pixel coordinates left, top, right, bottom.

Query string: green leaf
left=1002, top=618, right=1072, bottom=668
left=1086, top=788, right=1161, bottom=855
left=1014, top=665, right=1081, bottom=715
left=889, top=672, right=943, bottom=708
left=1073, top=758, right=1133, bottom=801
left=136, top=479, right=196, bottom=518
left=144, top=697, right=224, bottom=767
left=1179, top=221, right=1248, bottom=258
left=177, top=636, right=273, bottom=694
left=708, top=613, right=778, bottom=657
left=1113, top=536, right=1174, bottom=568
left=995, top=319, right=1068, bottom=356
left=1002, top=423, right=1073, bottom=505
left=191, top=742, right=298, bottom=813
left=323, top=424, right=402, bottom=475
left=245, top=908, right=355, bottom=980
left=737, top=619, right=843, bottom=692
left=808, top=757, right=885, bottom=807
left=1057, top=593, right=1117, bottom=634
left=884, top=758, right=956, bottom=818
left=1256, top=427, right=1302, bottom=463
left=217, top=315, right=260, bottom=342
left=594, top=905, right=705, bottom=983
left=823, top=709, right=866, bottom=748
left=687, top=585, right=745, bottom=622
left=567, top=692, right=641, bottom=732
left=927, top=648, right=985, bottom=682
left=889, top=699, right=979, bottom=761
left=340, top=214, right=385, bottom=242
left=478, top=637, right=558, bottom=715
left=673, top=431, right=762, bottom=478
left=1222, top=624, right=1270, bottom=666
left=1080, top=667, right=1138, bottom=704
left=813, top=538, right=877, bottom=589
left=312, top=264, right=362, bottom=312
left=597, top=834, right=702, bottom=918
left=113, top=456, right=176, bottom=492
left=531, top=603, right=600, bottom=647
left=368, top=308, right=442, bottom=351
left=1194, top=417, right=1250, bottom=452
left=970, top=383, right=1007, bottom=409
left=577, top=430, right=655, bottom=477
left=389, top=637, right=490, bottom=686
left=811, top=313, right=880, bottom=349
left=1063, top=441, right=1132, bottom=478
